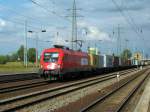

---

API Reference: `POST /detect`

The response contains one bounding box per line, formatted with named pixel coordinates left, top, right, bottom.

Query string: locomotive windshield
left=44, top=52, right=59, bottom=63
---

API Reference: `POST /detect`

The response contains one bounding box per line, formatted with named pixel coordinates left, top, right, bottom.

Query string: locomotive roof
left=42, top=47, right=88, bottom=56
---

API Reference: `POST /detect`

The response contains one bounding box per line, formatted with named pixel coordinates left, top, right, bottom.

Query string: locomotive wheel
left=38, top=69, right=44, bottom=78
left=58, top=74, right=64, bottom=81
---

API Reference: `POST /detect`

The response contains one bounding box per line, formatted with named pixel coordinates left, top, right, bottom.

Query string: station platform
left=134, top=76, right=150, bottom=112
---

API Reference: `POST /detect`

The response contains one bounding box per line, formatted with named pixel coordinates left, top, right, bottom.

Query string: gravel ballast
left=19, top=70, right=142, bottom=112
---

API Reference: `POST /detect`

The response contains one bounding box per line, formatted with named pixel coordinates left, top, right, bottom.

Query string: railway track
left=0, top=73, right=39, bottom=84
left=80, top=69, right=149, bottom=112
left=148, top=104, right=150, bottom=112
left=0, top=80, right=51, bottom=94
left=0, top=69, right=136, bottom=95
left=0, top=68, right=140, bottom=112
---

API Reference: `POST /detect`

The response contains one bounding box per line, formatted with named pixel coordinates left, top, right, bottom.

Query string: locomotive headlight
left=47, top=65, right=52, bottom=69
left=57, top=64, right=60, bottom=69
left=47, top=63, right=55, bottom=70
left=46, top=63, right=60, bottom=70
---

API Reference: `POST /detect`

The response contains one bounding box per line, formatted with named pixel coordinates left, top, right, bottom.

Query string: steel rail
left=114, top=72, right=149, bottom=112
left=0, top=73, right=39, bottom=84
left=0, top=69, right=135, bottom=94
left=0, top=80, right=51, bottom=93
left=80, top=69, right=148, bottom=112
left=0, top=69, right=138, bottom=112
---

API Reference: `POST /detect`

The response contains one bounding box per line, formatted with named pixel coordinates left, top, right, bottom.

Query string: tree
left=5, top=55, right=10, bottom=62
left=10, top=53, right=18, bottom=61
left=28, top=48, right=36, bottom=63
left=121, top=49, right=132, bottom=60
left=17, top=45, right=24, bottom=61
left=0, top=55, right=7, bottom=64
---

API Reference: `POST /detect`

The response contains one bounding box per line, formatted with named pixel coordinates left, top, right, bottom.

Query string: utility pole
left=125, top=39, right=129, bottom=50
left=98, top=40, right=102, bottom=54
left=66, top=0, right=82, bottom=50
left=24, top=20, right=28, bottom=68
left=140, top=29, right=145, bottom=59
left=117, top=24, right=121, bottom=56
left=35, top=32, right=39, bottom=68
left=24, top=21, right=26, bottom=67
left=125, top=39, right=129, bottom=60
left=72, top=0, right=77, bottom=50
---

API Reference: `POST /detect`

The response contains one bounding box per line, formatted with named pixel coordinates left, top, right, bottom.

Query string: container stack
left=88, top=48, right=100, bottom=68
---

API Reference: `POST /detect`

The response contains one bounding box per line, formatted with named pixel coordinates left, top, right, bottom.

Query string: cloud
left=0, top=18, right=6, bottom=27
left=0, top=0, right=150, bottom=55
left=91, top=5, right=144, bottom=13
left=78, top=21, right=111, bottom=41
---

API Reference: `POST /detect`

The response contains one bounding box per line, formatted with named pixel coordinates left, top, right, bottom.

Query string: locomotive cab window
left=44, top=52, right=59, bottom=63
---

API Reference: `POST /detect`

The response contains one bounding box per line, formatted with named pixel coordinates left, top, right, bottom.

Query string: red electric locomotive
left=39, top=45, right=90, bottom=80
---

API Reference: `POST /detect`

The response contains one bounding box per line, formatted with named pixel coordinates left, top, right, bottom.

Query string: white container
left=103, top=54, right=113, bottom=67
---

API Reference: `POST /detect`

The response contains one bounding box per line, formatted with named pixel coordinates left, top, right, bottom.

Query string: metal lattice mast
left=117, top=24, right=121, bottom=56
left=71, top=0, right=77, bottom=50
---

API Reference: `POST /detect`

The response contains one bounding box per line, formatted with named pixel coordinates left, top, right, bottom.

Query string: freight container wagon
left=132, top=59, right=141, bottom=66
left=112, top=56, right=119, bottom=67
left=99, top=55, right=104, bottom=67
left=88, top=54, right=99, bottom=68
left=103, top=54, right=113, bottom=67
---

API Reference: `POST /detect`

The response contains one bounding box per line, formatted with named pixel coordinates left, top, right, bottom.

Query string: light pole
left=98, top=40, right=102, bottom=54
left=140, top=29, right=145, bottom=59
left=24, top=20, right=28, bottom=68
left=28, top=30, right=46, bottom=68
left=125, top=39, right=129, bottom=50
left=98, top=40, right=102, bottom=47
left=82, top=28, right=89, bottom=50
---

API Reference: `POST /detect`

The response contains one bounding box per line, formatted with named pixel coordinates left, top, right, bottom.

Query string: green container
left=89, top=54, right=99, bottom=68
left=88, top=48, right=99, bottom=55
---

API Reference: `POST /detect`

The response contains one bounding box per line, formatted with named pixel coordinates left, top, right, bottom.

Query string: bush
left=0, top=55, right=7, bottom=64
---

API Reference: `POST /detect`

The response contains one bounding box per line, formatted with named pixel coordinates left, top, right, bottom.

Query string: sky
left=0, top=0, right=150, bottom=57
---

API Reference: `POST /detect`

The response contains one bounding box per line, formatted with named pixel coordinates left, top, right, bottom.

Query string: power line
left=121, top=1, right=147, bottom=49
left=28, top=37, right=53, bottom=43
left=0, top=1, right=68, bottom=27
left=0, top=3, right=69, bottom=32
left=0, top=15, right=41, bottom=30
left=122, top=1, right=148, bottom=54
left=111, top=0, right=142, bottom=39
left=120, top=1, right=143, bottom=36
left=0, top=4, right=44, bottom=26
left=28, top=0, right=71, bottom=22
left=111, top=0, right=149, bottom=57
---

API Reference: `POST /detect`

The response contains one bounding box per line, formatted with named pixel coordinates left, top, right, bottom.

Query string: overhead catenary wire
left=0, top=3, right=67, bottom=30
left=0, top=4, right=45, bottom=26
left=0, top=1, right=65, bottom=33
left=111, top=0, right=149, bottom=54
left=111, top=0, right=142, bottom=39
left=0, top=15, right=41, bottom=30
left=0, top=0, right=71, bottom=33
left=27, top=37, right=53, bottom=43
left=28, top=0, right=71, bottom=22
left=120, top=0, right=143, bottom=36
left=121, top=1, right=148, bottom=56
